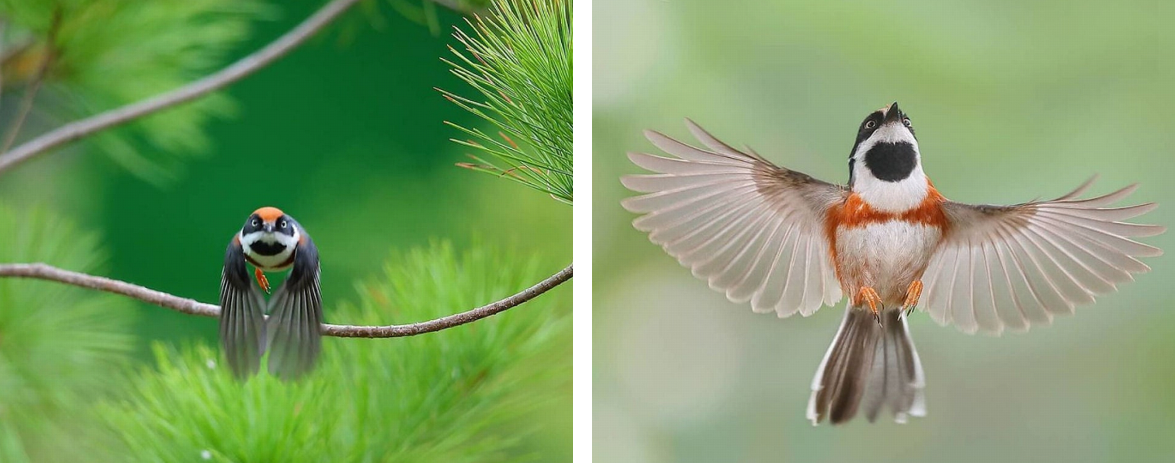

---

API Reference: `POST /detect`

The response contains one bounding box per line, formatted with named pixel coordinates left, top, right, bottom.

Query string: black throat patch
left=249, top=240, right=288, bottom=256
left=863, top=141, right=917, bottom=182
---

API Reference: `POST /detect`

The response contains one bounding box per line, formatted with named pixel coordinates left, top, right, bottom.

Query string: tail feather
left=808, top=309, right=925, bottom=425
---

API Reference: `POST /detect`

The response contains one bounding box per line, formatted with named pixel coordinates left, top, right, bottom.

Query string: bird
left=219, top=206, right=323, bottom=380
left=620, top=102, right=1164, bottom=425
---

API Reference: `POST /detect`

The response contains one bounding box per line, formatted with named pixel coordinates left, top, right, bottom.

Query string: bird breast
left=834, top=220, right=942, bottom=306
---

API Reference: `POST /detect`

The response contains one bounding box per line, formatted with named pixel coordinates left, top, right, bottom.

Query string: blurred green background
left=593, top=1, right=1174, bottom=462
left=0, top=0, right=569, bottom=461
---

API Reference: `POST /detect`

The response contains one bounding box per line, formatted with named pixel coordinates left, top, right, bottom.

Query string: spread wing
left=621, top=120, right=847, bottom=317
left=920, top=178, right=1164, bottom=334
left=219, top=236, right=267, bottom=379
left=266, top=233, right=323, bottom=380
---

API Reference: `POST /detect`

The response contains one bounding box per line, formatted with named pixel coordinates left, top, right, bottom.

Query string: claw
left=901, top=280, right=922, bottom=320
left=254, top=267, right=271, bottom=294
left=856, top=286, right=884, bottom=327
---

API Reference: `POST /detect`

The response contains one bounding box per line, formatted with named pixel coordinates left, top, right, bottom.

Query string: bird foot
left=901, top=280, right=922, bottom=319
left=254, top=267, right=271, bottom=294
left=856, top=286, right=883, bottom=327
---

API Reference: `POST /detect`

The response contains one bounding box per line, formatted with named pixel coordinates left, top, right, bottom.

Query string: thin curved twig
left=0, top=7, right=61, bottom=154
left=0, top=0, right=362, bottom=175
left=0, top=262, right=572, bottom=338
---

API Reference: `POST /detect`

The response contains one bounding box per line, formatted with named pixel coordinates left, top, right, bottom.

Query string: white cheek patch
left=239, top=227, right=301, bottom=270
left=240, top=228, right=300, bottom=247
left=272, top=231, right=299, bottom=247
left=240, top=230, right=259, bottom=247
left=851, top=122, right=928, bottom=213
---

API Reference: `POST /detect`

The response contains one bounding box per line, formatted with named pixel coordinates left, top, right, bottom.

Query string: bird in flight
left=219, top=206, right=323, bottom=380
left=621, top=102, right=1164, bottom=424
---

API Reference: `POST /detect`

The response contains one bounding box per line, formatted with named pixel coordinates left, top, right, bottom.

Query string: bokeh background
left=0, top=0, right=569, bottom=461
left=594, top=1, right=1175, bottom=462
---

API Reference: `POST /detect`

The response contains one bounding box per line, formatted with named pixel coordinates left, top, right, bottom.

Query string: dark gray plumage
left=265, top=234, right=322, bottom=381
left=219, top=212, right=323, bottom=381
left=219, top=238, right=267, bottom=379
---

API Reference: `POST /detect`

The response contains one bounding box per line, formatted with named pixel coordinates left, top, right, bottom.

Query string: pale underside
left=835, top=221, right=941, bottom=305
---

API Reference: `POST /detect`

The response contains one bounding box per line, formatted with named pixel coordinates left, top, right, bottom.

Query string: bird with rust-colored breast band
left=621, top=102, right=1164, bottom=424
left=220, top=206, right=323, bottom=380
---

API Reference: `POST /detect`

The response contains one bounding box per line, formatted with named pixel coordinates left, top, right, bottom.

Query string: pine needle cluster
left=0, top=205, right=135, bottom=462
left=442, top=0, right=573, bottom=204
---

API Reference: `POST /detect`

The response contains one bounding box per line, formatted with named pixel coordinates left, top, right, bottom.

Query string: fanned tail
left=807, top=309, right=926, bottom=425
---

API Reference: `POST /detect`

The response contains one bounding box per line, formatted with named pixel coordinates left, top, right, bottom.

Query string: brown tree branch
left=0, top=262, right=572, bottom=338
left=0, top=0, right=362, bottom=176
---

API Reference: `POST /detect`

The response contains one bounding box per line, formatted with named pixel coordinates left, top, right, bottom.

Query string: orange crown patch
left=253, top=206, right=284, bottom=222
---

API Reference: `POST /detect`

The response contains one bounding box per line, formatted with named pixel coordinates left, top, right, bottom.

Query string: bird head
left=241, top=206, right=298, bottom=248
left=847, top=102, right=929, bottom=212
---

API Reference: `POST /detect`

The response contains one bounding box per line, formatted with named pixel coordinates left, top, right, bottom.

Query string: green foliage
left=96, top=242, right=570, bottom=462
left=0, top=204, right=135, bottom=463
left=442, top=0, right=573, bottom=204
left=0, top=0, right=271, bottom=182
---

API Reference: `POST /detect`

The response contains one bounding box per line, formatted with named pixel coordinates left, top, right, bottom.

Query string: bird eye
left=280, top=220, right=287, bottom=228
left=903, top=118, right=912, bottom=127
left=864, top=120, right=876, bottom=129
left=251, top=219, right=258, bottom=227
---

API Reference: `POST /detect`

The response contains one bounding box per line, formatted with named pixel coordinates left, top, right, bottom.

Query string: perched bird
left=621, top=103, right=1164, bottom=425
left=219, top=206, right=323, bottom=380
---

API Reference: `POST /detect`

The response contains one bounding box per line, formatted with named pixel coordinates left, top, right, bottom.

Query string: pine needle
left=441, top=0, right=573, bottom=205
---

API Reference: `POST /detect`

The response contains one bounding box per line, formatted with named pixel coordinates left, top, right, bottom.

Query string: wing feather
left=751, top=224, right=797, bottom=312
left=972, top=243, right=1000, bottom=333
left=218, top=239, right=267, bottom=379
left=991, top=223, right=1051, bottom=325
left=727, top=218, right=786, bottom=301
left=922, top=242, right=953, bottom=325
left=985, top=239, right=1028, bottom=331
left=714, top=212, right=778, bottom=291
left=622, top=121, right=846, bottom=316
left=266, top=234, right=324, bottom=380
left=921, top=179, right=1163, bottom=333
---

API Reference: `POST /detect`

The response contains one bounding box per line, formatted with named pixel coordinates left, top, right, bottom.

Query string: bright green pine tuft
left=96, top=242, right=570, bottom=462
left=0, top=0, right=270, bottom=183
left=0, top=204, right=135, bottom=463
left=441, top=0, right=573, bottom=204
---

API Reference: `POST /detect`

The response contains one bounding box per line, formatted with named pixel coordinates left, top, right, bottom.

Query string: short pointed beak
left=263, top=222, right=275, bottom=233
left=884, top=102, right=903, bottom=123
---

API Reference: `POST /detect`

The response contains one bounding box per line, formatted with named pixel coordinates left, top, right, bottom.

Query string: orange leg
left=902, top=280, right=922, bottom=318
left=254, top=267, right=271, bottom=294
left=856, top=286, right=883, bottom=327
